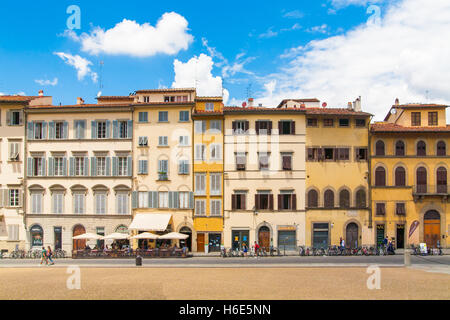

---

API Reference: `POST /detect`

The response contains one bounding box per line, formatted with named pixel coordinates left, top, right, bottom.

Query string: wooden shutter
left=131, top=191, right=138, bottom=209
left=27, top=122, right=34, bottom=140
left=49, top=121, right=55, bottom=139
left=255, top=194, right=260, bottom=210
left=241, top=194, right=246, bottom=210
left=375, top=167, right=386, bottom=186
left=127, top=120, right=133, bottom=138
left=91, top=157, right=96, bottom=176
left=268, top=121, right=272, bottom=135
left=278, top=194, right=282, bottom=210
left=290, top=121, right=295, bottom=134
left=232, top=121, right=236, bottom=133
left=255, top=121, right=260, bottom=135
left=6, top=111, right=11, bottom=125
left=48, top=157, right=54, bottom=177
left=376, top=141, right=385, bottom=156
left=91, top=121, right=97, bottom=139
left=308, top=190, right=318, bottom=208
left=112, top=120, right=118, bottom=139
left=127, top=156, right=132, bottom=176
left=437, top=141, right=446, bottom=156
left=269, top=194, right=274, bottom=210
left=112, top=157, right=118, bottom=176
left=318, top=148, right=323, bottom=161
left=395, top=167, right=405, bottom=186
left=291, top=194, right=297, bottom=210
left=244, top=121, right=249, bottom=133
left=278, top=121, right=282, bottom=135
left=232, top=195, right=237, bottom=210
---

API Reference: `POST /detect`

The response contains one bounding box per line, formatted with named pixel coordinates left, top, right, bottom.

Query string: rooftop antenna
left=425, top=90, right=429, bottom=102
left=246, top=83, right=253, bottom=99
left=97, top=60, right=104, bottom=98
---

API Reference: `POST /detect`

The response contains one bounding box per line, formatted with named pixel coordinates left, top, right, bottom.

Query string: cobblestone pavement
left=0, top=267, right=448, bottom=300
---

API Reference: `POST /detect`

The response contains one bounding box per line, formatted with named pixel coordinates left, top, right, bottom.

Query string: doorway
left=54, top=227, right=62, bottom=250
left=231, top=230, right=249, bottom=250
left=312, top=223, right=329, bottom=249
left=72, top=225, right=86, bottom=251
left=424, top=210, right=441, bottom=248
left=208, top=233, right=221, bottom=252
left=197, top=233, right=205, bottom=252
left=179, top=227, right=192, bottom=251
left=396, top=224, right=405, bottom=249
left=346, top=223, right=359, bottom=248
left=258, top=226, right=271, bottom=251
left=376, top=224, right=385, bottom=247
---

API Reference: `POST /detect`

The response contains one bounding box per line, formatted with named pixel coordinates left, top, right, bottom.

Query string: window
left=428, top=112, right=438, bottom=126
left=138, top=112, right=148, bottom=123
left=324, top=190, right=334, bottom=208
left=158, top=160, right=168, bottom=180
left=236, top=153, right=246, bottom=170
left=416, top=140, right=426, bottom=156
left=376, top=203, right=386, bottom=216
left=118, top=120, right=128, bottom=138
left=232, top=193, right=246, bottom=210
left=355, top=119, right=366, bottom=127
left=232, top=121, right=248, bottom=134
left=74, top=120, right=86, bottom=139
left=395, top=141, right=405, bottom=156
left=324, top=148, right=334, bottom=160
left=8, top=142, right=20, bottom=161
left=210, top=173, right=221, bottom=195
left=143, top=96, right=150, bottom=103
left=355, top=189, right=366, bottom=208
left=323, top=119, right=334, bottom=127
left=396, top=203, right=406, bottom=215
left=282, top=154, right=292, bottom=171
left=195, top=144, right=206, bottom=160
left=255, top=120, right=272, bottom=135
left=307, top=148, right=319, bottom=161
left=158, top=192, right=169, bottom=208
left=177, top=110, right=189, bottom=122
left=278, top=192, right=296, bottom=210
left=138, top=160, right=148, bottom=175
left=336, top=148, right=350, bottom=161
left=416, top=167, right=427, bottom=193
left=138, top=136, right=148, bottom=147
left=116, top=193, right=129, bottom=214
left=31, top=193, right=42, bottom=214
left=395, top=167, right=406, bottom=186
left=255, top=192, right=273, bottom=210
left=375, top=140, right=385, bottom=156
left=210, top=120, right=222, bottom=133
left=95, top=193, right=106, bottom=214
left=339, top=190, right=350, bottom=208
left=7, top=225, right=19, bottom=241
left=179, top=192, right=189, bottom=209
left=118, top=157, right=128, bottom=176
left=34, top=122, right=45, bottom=140
left=355, top=148, right=368, bottom=161
left=138, top=192, right=148, bottom=208
left=195, top=199, right=206, bottom=216
left=8, top=110, right=22, bottom=126
left=96, top=121, right=107, bottom=139
left=158, top=136, right=168, bottom=146
left=75, top=157, right=85, bottom=176
left=9, top=189, right=20, bottom=207
left=178, top=159, right=189, bottom=175
left=52, top=192, right=63, bottom=214
left=195, top=174, right=206, bottom=195
left=33, top=157, right=45, bottom=176
left=205, top=103, right=214, bottom=111
left=96, top=157, right=106, bottom=176
left=258, top=153, right=269, bottom=170
left=279, top=121, right=295, bottom=135
left=411, top=112, right=421, bottom=126
left=436, top=167, right=447, bottom=193
left=179, top=136, right=189, bottom=146
left=194, top=120, right=206, bottom=133
left=375, top=167, right=386, bottom=186
left=307, top=190, right=318, bottom=208
left=437, top=141, right=446, bottom=156
left=339, top=119, right=349, bottom=127
left=55, top=122, right=66, bottom=139
left=54, top=157, right=65, bottom=176
left=73, top=193, right=85, bottom=214
left=158, top=111, right=168, bottom=122
left=307, top=118, right=318, bottom=127
left=210, top=200, right=221, bottom=216
left=210, top=144, right=221, bottom=160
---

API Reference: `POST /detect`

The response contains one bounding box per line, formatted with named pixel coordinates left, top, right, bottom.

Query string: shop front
left=30, top=225, right=43, bottom=248
left=231, top=229, right=249, bottom=250
left=312, top=223, right=329, bottom=249
left=277, top=226, right=297, bottom=251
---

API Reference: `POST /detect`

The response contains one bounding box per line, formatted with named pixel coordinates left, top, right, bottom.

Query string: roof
left=196, top=96, right=223, bottom=102
left=26, top=103, right=131, bottom=109
left=371, top=123, right=450, bottom=133
left=135, top=88, right=196, bottom=94
left=96, top=96, right=133, bottom=100
left=0, top=95, right=49, bottom=103
left=132, top=102, right=194, bottom=106
left=393, top=103, right=448, bottom=109
left=192, top=110, right=224, bottom=117
left=224, top=106, right=306, bottom=114
left=277, top=98, right=320, bottom=108
left=305, top=108, right=372, bottom=116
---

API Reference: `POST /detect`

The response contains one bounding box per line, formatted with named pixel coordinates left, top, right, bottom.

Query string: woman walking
left=47, top=246, right=55, bottom=265
left=40, top=246, right=48, bottom=265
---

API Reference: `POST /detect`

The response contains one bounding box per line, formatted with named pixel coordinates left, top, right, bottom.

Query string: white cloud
left=256, top=0, right=450, bottom=121
left=172, top=54, right=229, bottom=104
left=306, top=24, right=329, bottom=34
left=283, top=10, right=304, bottom=19
left=331, top=0, right=384, bottom=8
left=35, top=78, right=58, bottom=86
left=54, top=52, right=98, bottom=82
left=68, top=12, right=193, bottom=57
left=259, top=28, right=278, bottom=39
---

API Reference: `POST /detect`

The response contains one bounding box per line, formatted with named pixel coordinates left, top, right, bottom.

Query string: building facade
left=370, top=101, right=449, bottom=249
left=223, top=102, right=307, bottom=251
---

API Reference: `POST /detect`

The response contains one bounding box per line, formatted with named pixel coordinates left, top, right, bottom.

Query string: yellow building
left=192, top=97, right=224, bottom=252
left=370, top=100, right=449, bottom=249
left=303, top=98, right=373, bottom=248
left=130, top=88, right=196, bottom=251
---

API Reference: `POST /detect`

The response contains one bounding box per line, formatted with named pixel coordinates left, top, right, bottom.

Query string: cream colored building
left=24, top=98, right=133, bottom=252
left=130, top=89, right=196, bottom=250
left=0, top=93, right=52, bottom=252
left=223, top=103, right=306, bottom=251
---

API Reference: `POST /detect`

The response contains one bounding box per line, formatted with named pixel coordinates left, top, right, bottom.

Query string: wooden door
left=346, top=223, right=358, bottom=248
left=424, top=221, right=440, bottom=248
left=72, top=225, right=86, bottom=251
left=197, top=233, right=205, bottom=252
left=258, top=228, right=270, bottom=251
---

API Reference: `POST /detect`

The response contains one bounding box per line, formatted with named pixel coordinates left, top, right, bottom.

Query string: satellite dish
left=391, top=108, right=397, bottom=115
left=97, top=91, right=102, bottom=98
left=242, top=102, right=247, bottom=107
left=322, top=102, right=327, bottom=108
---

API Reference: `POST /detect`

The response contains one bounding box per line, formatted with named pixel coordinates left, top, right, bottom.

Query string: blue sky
left=1, top=0, right=449, bottom=121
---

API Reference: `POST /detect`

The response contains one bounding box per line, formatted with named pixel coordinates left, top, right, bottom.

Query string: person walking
left=254, top=241, right=260, bottom=257
left=47, top=246, right=55, bottom=265
left=40, top=246, right=48, bottom=265
left=242, top=242, right=248, bottom=257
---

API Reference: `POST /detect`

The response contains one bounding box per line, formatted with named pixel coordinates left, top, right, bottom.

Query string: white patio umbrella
left=72, top=233, right=103, bottom=240
left=158, top=232, right=189, bottom=240
left=101, top=233, right=130, bottom=240
left=130, top=232, right=159, bottom=240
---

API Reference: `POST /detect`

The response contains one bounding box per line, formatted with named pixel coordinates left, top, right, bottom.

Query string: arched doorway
left=30, top=225, right=44, bottom=248
left=346, top=223, right=359, bottom=248
left=179, top=227, right=192, bottom=251
left=424, top=210, right=441, bottom=248
left=258, top=226, right=270, bottom=251
left=72, top=225, right=86, bottom=251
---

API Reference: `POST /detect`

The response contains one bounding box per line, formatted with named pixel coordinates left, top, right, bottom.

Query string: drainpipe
left=23, top=106, right=28, bottom=249
left=368, top=116, right=373, bottom=229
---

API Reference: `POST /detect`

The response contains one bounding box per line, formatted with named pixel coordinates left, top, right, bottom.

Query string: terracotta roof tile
left=371, top=123, right=450, bottom=133
left=135, top=88, right=195, bottom=94
left=305, top=108, right=372, bottom=116
left=0, top=95, right=49, bottom=102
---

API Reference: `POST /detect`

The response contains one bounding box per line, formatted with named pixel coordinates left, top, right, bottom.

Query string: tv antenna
left=425, top=90, right=429, bottom=102
left=246, top=83, right=253, bottom=99
left=97, top=60, right=104, bottom=97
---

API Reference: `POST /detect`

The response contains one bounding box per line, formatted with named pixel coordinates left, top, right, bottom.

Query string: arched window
left=324, top=190, right=334, bottom=208
left=436, top=167, right=447, bottom=193
left=375, top=167, right=386, bottom=186
left=307, top=190, right=318, bottom=208
left=416, top=167, right=427, bottom=193
left=417, top=141, right=426, bottom=156
left=355, top=189, right=366, bottom=208
left=339, top=189, right=350, bottom=208
left=30, top=225, right=44, bottom=247
left=375, top=140, right=385, bottom=156
left=437, top=141, right=446, bottom=156
left=395, top=167, right=406, bottom=186
left=395, top=141, right=405, bottom=156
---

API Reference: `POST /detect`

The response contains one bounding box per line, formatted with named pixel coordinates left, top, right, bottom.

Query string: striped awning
left=128, top=213, right=171, bottom=232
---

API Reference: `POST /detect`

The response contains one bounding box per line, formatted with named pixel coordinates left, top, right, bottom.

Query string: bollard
left=136, top=255, right=142, bottom=266
left=404, top=249, right=411, bottom=266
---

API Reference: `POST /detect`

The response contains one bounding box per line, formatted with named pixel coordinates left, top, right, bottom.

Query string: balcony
left=413, top=185, right=449, bottom=202
left=158, top=173, right=169, bottom=181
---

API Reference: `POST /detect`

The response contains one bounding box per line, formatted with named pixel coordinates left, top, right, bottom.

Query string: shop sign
left=408, top=220, right=419, bottom=238
left=278, top=226, right=296, bottom=231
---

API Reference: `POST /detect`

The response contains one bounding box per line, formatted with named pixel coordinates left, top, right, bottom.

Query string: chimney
left=347, top=102, right=353, bottom=110
left=300, top=103, right=306, bottom=109
left=77, top=97, right=84, bottom=105
left=248, top=98, right=254, bottom=108
left=38, top=90, right=44, bottom=97
left=395, top=98, right=399, bottom=105
left=353, top=96, right=362, bottom=112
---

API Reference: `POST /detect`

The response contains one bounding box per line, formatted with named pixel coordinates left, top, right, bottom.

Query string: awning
left=72, top=233, right=103, bottom=240
left=128, top=213, right=171, bottom=232
left=130, top=232, right=159, bottom=240
left=101, top=233, right=130, bottom=240
left=158, top=232, right=189, bottom=240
